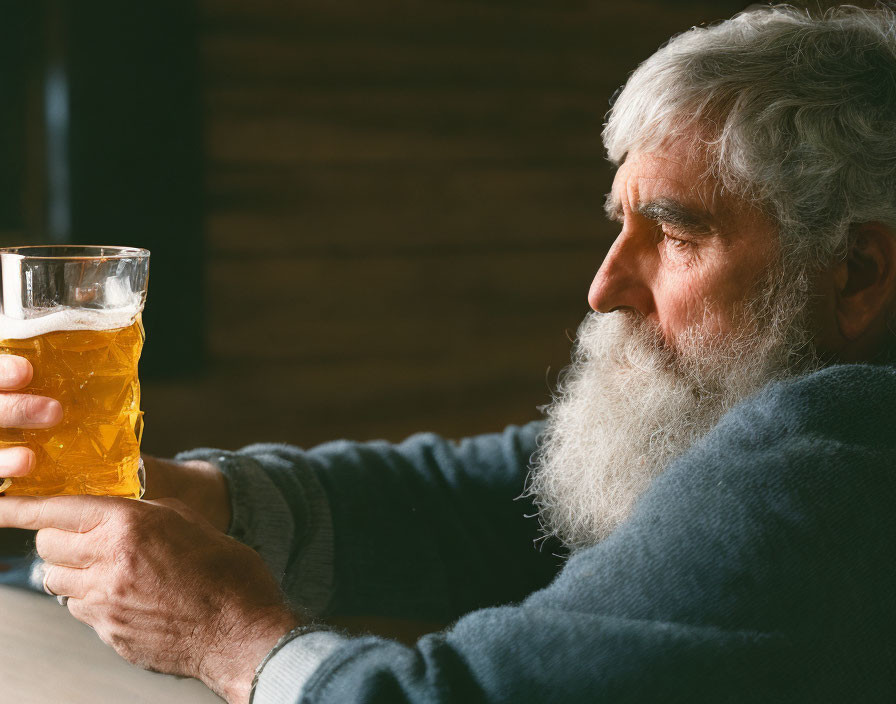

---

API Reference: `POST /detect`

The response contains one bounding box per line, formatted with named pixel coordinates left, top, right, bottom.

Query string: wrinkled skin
left=591, top=142, right=779, bottom=340
left=0, top=492, right=297, bottom=702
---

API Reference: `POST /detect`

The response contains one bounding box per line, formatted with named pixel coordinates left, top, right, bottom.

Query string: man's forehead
left=606, top=148, right=723, bottom=218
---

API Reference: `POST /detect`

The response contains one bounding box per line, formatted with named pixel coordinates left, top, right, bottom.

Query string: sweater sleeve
left=251, top=364, right=896, bottom=703
left=306, top=421, right=563, bottom=621
left=174, top=445, right=335, bottom=615
left=177, top=421, right=562, bottom=621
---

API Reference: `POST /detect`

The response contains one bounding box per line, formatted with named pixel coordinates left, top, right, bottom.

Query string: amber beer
left=0, top=311, right=144, bottom=497
left=0, top=245, right=149, bottom=497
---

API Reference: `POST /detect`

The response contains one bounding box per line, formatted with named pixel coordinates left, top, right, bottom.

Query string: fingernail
left=0, top=446, right=34, bottom=476
left=27, top=399, right=62, bottom=424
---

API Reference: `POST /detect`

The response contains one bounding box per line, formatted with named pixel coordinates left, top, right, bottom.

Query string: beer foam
left=0, top=307, right=140, bottom=340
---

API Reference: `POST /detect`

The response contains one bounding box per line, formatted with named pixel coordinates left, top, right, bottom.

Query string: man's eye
left=664, top=234, right=691, bottom=249
left=659, top=224, right=694, bottom=250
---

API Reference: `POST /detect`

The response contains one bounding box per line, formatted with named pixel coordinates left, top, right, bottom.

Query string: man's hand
left=0, top=495, right=299, bottom=704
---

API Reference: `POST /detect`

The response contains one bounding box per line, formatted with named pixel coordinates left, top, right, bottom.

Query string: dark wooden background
left=2, top=1, right=771, bottom=457
left=142, top=0, right=753, bottom=456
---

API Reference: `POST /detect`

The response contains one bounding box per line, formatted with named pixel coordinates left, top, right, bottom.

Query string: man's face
left=592, top=139, right=779, bottom=343
left=528, top=136, right=820, bottom=550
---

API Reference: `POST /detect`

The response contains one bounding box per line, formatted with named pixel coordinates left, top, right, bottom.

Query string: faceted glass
left=0, top=246, right=150, bottom=497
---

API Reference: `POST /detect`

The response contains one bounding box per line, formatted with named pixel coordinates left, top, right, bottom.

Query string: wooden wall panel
left=140, top=0, right=746, bottom=457
left=205, top=165, right=602, bottom=253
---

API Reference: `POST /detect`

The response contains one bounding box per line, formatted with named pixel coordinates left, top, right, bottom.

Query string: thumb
left=143, top=497, right=211, bottom=527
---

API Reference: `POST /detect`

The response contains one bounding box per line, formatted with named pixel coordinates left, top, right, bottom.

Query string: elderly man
left=1, top=5, right=894, bottom=702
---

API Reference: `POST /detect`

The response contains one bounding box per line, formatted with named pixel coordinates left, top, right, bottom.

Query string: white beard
left=527, top=270, right=819, bottom=550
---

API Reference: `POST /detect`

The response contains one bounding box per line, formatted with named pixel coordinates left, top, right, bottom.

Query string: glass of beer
left=0, top=246, right=149, bottom=497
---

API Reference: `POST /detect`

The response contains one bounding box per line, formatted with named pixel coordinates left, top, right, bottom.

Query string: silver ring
left=42, top=567, right=57, bottom=597
left=42, top=566, right=69, bottom=605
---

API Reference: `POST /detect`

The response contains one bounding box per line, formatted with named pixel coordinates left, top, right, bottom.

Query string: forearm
left=248, top=607, right=794, bottom=704
left=158, top=422, right=556, bottom=626
left=171, top=444, right=335, bottom=616
left=314, top=423, right=561, bottom=621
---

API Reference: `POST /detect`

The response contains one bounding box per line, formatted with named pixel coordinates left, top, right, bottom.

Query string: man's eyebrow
left=603, top=195, right=714, bottom=233
left=636, top=198, right=714, bottom=233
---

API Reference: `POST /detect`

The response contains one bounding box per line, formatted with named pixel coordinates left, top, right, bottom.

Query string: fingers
left=0, top=495, right=117, bottom=531
left=36, top=527, right=100, bottom=567
left=0, top=392, right=62, bottom=429
left=64, top=597, right=92, bottom=627
left=0, top=356, right=32, bottom=390
left=42, top=563, right=90, bottom=600
left=0, top=446, right=35, bottom=477
left=0, top=356, right=61, bottom=430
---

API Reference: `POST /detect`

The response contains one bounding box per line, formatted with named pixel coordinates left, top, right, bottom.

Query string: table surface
left=0, top=585, right=223, bottom=704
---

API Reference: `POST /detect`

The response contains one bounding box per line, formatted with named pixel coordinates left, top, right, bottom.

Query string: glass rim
left=0, top=245, right=150, bottom=260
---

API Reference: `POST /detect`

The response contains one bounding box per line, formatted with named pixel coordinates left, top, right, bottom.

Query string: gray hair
left=603, top=4, right=896, bottom=269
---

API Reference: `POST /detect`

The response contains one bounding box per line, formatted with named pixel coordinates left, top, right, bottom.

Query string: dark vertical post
left=63, top=0, right=205, bottom=378
left=0, top=3, right=39, bottom=240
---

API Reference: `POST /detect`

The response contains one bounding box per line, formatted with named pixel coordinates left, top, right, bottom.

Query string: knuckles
left=102, top=503, right=187, bottom=595
left=3, top=394, right=32, bottom=423
left=33, top=530, right=51, bottom=559
left=106, top=500, right=162, bottom=542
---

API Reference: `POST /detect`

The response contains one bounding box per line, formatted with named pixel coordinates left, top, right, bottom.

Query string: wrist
left=141, top=454, right=176, bottom=500
left=180, top=459, right=232, bottom=532
left=142, top=455, right=232, bottom=532
left=203, top=606, right=300, bottom=704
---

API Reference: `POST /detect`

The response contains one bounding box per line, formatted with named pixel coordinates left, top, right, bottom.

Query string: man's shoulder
left=620, top=362, right=896, bottom=591
left=760, top=362, right=896, bottom=413
left=648, top=363, right=896, bottom=513
left=718, top=363, right=896, bottom=450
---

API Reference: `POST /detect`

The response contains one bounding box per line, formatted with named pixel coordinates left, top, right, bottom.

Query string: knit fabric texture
left=194, top=364, right=896, bottom=702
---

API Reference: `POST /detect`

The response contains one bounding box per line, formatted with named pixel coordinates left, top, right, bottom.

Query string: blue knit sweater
left=181, top=364, right=896, bottom=702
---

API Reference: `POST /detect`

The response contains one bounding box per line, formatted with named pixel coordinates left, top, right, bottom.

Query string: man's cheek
left=655, top=278, right=724, bottom=337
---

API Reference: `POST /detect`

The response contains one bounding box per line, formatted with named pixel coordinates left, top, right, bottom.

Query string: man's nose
left=587, top=231, right=654, bottom=315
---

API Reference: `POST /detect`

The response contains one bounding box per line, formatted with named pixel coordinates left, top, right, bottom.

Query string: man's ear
left=835, top=222, right=896, bottom=342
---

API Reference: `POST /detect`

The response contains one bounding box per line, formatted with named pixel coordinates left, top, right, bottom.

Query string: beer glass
left=0, top=246, right=149, bottom=497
